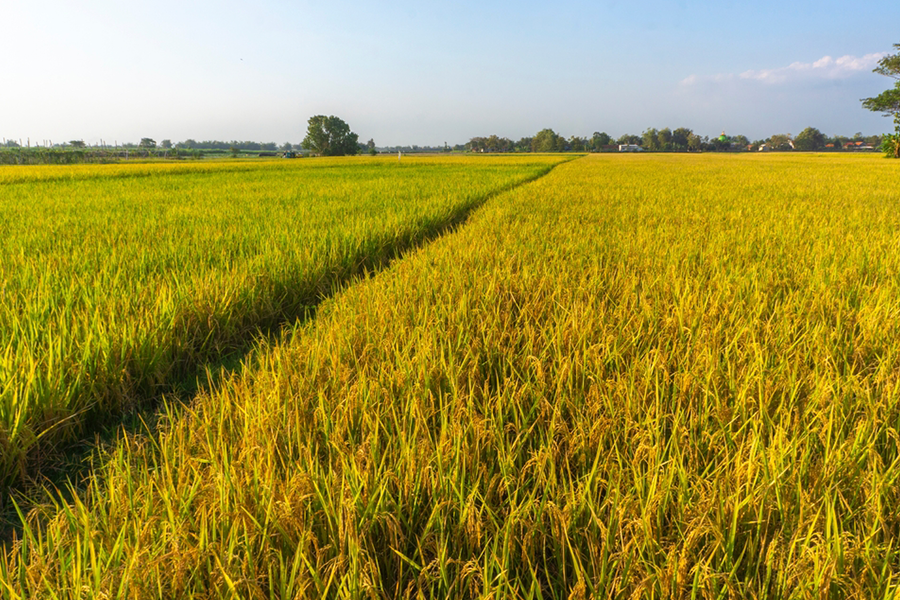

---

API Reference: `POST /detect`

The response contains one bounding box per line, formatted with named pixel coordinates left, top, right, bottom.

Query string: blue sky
left=3, top=0, right=898, bottom=146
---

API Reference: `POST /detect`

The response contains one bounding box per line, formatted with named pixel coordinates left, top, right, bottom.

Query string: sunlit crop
left=3, top=153, right=900, bottom=598
left=0, top=155, right=567, bottom=489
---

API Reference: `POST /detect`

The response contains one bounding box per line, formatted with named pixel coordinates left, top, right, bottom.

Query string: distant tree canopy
left=794, top=127, right=825, bottom=151
left=468, top=135, right=514, bottom=153
left=303, top=115, right=359, bottom=156
left=457, top=127, right=850, bottom=154
left=862, top=43, right=900, bottom=157
left=4, top=124, right=884, bottom=161
left=769, top=134, right=792, bottom=151
left=532, top=129, right=566, bottom=152
left=592, top=132, right=611, bottom=148
left=175, top=140, right=280, bottom=151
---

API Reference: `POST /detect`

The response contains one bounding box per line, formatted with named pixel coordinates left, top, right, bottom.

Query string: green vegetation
left=0, top=155, right=568, bottom=491
left=861, top=43, right=900, bottom=158
left=0, top=147, right=118, bottom=166
left=303, top=116, right=360, bottom=157
left=2, top=153, right=899, bottom=597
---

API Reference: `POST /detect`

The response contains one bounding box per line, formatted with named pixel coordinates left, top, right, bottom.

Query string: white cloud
left=681, top=53, right=886, bottom=86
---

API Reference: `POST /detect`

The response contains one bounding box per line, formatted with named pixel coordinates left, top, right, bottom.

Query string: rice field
left=0, top=155, right=568, bottom=490
left=3, top=153, right=900, bottom=598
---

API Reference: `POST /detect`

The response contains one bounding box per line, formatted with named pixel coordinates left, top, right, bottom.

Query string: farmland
left=0, top=155, right=568, bottom=490
left=3, top=153, right=900, bottom=598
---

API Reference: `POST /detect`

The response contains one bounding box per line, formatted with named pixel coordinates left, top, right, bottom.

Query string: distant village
left=462, top=127, right=882, bottom=154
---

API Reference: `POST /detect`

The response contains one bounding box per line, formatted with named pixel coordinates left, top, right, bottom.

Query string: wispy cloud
left=681, top=53, right=886, bottom=86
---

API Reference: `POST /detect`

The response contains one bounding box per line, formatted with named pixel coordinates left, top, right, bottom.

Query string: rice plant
left=3, top=153, right=900, bottom=598
left=0, top=155, right=567, bottom=490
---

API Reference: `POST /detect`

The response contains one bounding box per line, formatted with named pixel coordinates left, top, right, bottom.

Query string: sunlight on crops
left=0, top=155, right=567, bottom=489
left=3, top=153, right=900, bottom=598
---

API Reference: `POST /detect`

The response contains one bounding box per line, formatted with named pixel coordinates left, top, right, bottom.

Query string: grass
left=0, top=155, right=569, bottom=491
left=3, top=153, right=900, bottom=598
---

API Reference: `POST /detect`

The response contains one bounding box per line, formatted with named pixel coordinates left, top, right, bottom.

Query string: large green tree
left=657, top=127, right=673, bottom=150
left=302, top=115, right=359, bottom=156
left=642, top=128, right=659, bottom=151
left=794, top=127, right=825, bottom=151
left=672, top=127, right=692, bottom=150
left=687, top=133, right=702, bottom=152
left=531, top=129, right=562, bottom=152
left=590, top=132, right=611, bottom=151
left=861, top=44, right=900, bottom=158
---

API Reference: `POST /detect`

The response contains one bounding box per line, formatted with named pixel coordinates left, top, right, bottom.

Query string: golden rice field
left=0, top=155, right=568, bottom=489
left=3, top=153, right=900, bottom=598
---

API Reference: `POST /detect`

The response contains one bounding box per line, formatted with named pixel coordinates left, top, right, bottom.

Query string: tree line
left=464, top=127, right=883, bottom=153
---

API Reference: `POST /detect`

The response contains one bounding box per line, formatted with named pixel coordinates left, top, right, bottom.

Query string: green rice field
left=2, top=153, right=900, bottom=598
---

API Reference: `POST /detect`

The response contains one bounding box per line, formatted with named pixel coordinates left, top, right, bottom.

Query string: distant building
left=618, top=144, right=642, bottom=152
left=758, top=144, right=771, bottom=152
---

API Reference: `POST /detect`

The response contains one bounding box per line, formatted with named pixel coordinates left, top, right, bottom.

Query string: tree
left=467, top=137, right=486, bottom=152
left=69, top=140, right=86, bottom=148
left=672, top=128, right=692, bottom=150
left=794, top=127, right=825, bottom=151
left=302, top=115, right=359, bottom=156
left=862, top=43, right=900, bottom=157
left=687, top=133, right=702, bottom=152
left=657, top=128, right=673, bottom=150
left=476, top=134, right=513, bottom=153
left=569, top=136, right=585, bottom=152
left=160, top=139, right=172, bottom=149
left=642, top=128, right=659, bottom=151
left=366, top=139, right=376, bottom=156
left=532, top=129, right=561, bottom=152
left=731, top=134, right=750, bottom=150
left=139, top=138, right=156, bottom=149
left=555, top=134, right=568, bottom=152
left=617, top=134, right=641, bottom=146
left=769, top=134, right=792, bottom=151
left=590, top=132, right=611, bottom=151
